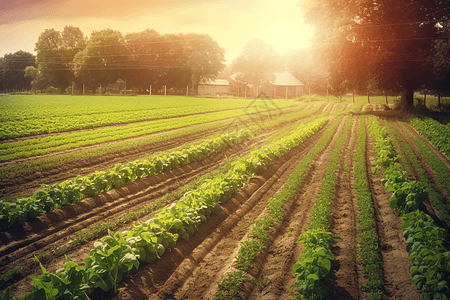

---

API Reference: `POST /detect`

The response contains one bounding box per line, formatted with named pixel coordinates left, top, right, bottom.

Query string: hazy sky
left=0, top=0, right=313, bottom=64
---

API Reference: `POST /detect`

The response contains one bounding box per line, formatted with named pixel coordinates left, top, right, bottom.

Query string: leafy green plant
left=84, top=231, right=139, bottom=294
left=402, top=210, right=450, bottom=300
left=292, top=230, right=337, bottom=300
left=21, top=257, right=94, bottom=300
left=215, top=271, right=252, bottom=300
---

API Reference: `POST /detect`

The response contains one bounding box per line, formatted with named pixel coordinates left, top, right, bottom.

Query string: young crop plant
left=292, top=115, right=352, bottom=299
left=368, top=118, right=428, bottom=215
left=1, top=96, right=297, bottom=140
left=354, top=116, right=387, bottom=299
left=0, top=109, right=254, bottom=161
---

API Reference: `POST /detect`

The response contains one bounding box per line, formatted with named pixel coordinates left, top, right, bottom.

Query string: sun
left=263, top=21, right=313, bottom=55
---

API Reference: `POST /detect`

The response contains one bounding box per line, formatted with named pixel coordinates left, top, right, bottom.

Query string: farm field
left=0, top=95, right=450, bottom=300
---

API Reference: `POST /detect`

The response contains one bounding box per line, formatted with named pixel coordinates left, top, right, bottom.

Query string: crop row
left=354, top=117, right=387, bottom=299
left=0, top=108, right=258, bottom=161
left=385, top=121, right=450, bottom=228
left=0, top=96, right=286, bottom=122
left=1, top=96, right=295, bottom=139
left=291, top=115, right=351, bottom=299
left=408, top=115, right=450, bottom=158
left=0, top=130, right=251, bottom=230
left=4, top=117, right=329, bottom=299
left=369, top=117, right=450, bottom=300
left=216, top=116, right=342, bottom=299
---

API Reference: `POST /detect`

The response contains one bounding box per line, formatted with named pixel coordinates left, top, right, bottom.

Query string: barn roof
left=272, top=71, right=304, bottom=86
left=199, top=78, right=229, bottom=86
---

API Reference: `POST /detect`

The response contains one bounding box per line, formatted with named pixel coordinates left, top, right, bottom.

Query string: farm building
left=270, top=71, right=304, bottom=99
left=197, top=71, right=304, bottom=99
left=198, top=78, right=230, bottom=96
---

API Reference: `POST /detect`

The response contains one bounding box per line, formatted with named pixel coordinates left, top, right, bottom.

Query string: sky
left=0, top=0, right=314, bottom=65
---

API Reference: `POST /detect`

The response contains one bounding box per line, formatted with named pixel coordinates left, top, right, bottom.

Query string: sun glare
left=263, top=21, right=313, bottom=55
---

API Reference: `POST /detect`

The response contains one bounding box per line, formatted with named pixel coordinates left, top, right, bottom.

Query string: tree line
left=0, top=26, right=225, bottom=94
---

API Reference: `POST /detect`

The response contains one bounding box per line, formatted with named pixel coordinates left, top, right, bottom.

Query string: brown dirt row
left=365, top=118, right=422, bottom=300
left=327, top=115, right=363, bottom=299
left=240, top=116, right=350, bottom=300
left=108, top=116, right=347, bottom=300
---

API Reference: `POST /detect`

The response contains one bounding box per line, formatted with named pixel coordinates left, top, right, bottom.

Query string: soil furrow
left=327, top=115, right=362, bottom=299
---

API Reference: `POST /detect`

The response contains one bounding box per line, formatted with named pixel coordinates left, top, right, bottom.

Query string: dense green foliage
left=402, top=211, right=450, bottom=300
left=385, top=120, right=450, bottom=227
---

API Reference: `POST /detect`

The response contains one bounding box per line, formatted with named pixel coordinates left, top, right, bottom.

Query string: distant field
left=0, top=95, right=295, bottom=139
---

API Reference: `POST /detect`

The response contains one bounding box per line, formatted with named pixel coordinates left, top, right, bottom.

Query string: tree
left=0, top=51, right=36, bottom=92
left=122, top=31, right=225, bottom=94
left=122, top=29, right=164, bottom=92
left=73, top=29, right=127, bottom=92
left=34, top=26, right=86, bottom=92
left=231, top=39, right=280, bottom=94
left=300, top=0, right=450, bottom=111
left=181, top=33, right=226, bottom=94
